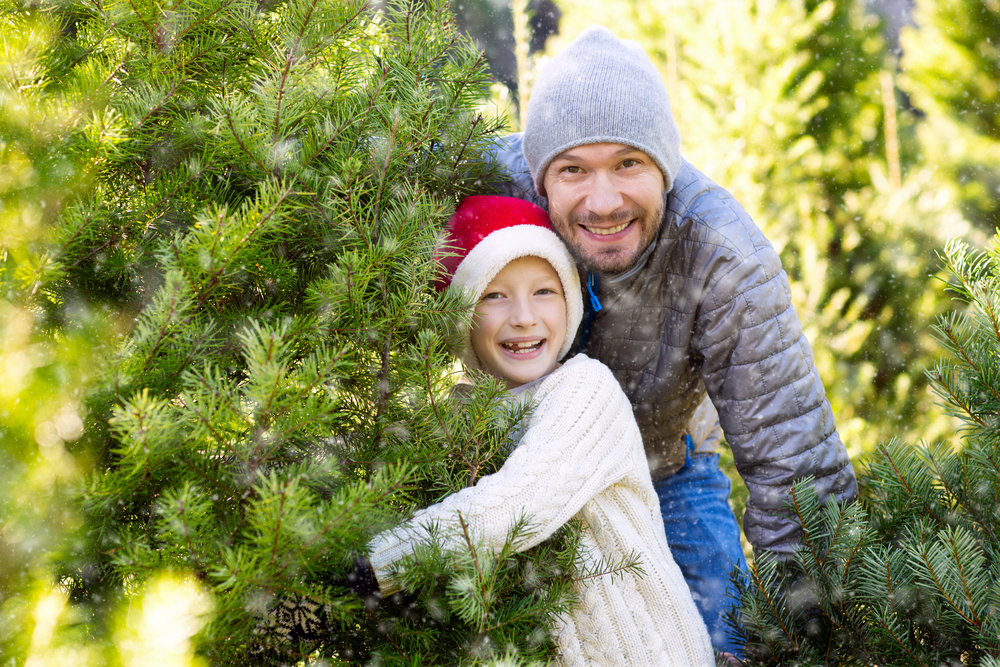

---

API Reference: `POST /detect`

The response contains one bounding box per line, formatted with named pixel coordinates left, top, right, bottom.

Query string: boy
left=365, top=196, right=715, bottom=666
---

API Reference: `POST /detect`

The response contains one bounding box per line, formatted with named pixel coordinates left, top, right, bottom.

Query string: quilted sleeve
left=487, top=133, right=546, bottom=206
left=367, top=359, right=638, bottom=592
left=692, top=218, right=858, bottom=558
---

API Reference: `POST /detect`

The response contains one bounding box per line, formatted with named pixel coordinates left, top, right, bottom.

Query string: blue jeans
left=653, top=447, right=748, bottom=656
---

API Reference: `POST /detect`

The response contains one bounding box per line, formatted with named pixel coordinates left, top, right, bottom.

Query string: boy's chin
left=502, top=360, right=560, bottom=388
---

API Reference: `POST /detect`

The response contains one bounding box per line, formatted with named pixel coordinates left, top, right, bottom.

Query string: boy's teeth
left=503, top=340, right=542, bottom=352
left=584, top=221, right=630, bottom=236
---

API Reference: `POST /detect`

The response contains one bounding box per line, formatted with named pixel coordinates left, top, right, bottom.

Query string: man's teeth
left=584, top=221, right=631, bottom=236
left=503, top=340, right=543, bottom=353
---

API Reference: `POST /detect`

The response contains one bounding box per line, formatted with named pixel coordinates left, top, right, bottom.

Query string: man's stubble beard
left=550, top=199, right=664, bottom=274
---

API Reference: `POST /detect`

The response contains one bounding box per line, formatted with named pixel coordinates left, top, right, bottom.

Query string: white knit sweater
left=367, top=355, right=716, bottom=666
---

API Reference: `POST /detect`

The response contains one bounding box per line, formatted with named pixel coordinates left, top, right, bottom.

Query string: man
left=492, top=26, right=858, bottom=654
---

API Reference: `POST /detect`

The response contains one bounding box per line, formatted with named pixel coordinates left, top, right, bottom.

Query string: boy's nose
left=508, top=297, right=538, bottom=327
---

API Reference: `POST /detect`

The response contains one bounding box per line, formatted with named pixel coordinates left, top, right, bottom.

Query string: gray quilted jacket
left=493, top=134, right=858, bottom=557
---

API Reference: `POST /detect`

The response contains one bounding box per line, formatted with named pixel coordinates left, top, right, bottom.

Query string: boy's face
left=471, top=255, right=567, bottom=389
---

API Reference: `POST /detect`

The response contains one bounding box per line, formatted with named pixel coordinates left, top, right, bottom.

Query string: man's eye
left=562, top=165, right=582, bottom=174
left=621, top=159, right=639, bottom=168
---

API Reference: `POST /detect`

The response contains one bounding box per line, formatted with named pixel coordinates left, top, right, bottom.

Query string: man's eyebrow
left=553, top=147, right=645, bottom=162
left=613, top=146, right=642, bottom=157
left=551, top=152, right=582, bottom=163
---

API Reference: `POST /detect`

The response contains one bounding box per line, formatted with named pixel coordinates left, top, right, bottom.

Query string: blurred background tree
left=900, top=0, right=1000, bottom=236
left=0, top=12, right=135, bottom=665
left=449, top=0, right=559, bottom=124
left=539, top=0, right=975, bottom=460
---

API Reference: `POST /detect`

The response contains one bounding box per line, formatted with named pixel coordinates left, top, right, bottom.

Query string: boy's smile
left=470, top=256, right=567, bottom=388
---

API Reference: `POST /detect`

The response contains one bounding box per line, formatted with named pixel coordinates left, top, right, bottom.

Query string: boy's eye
left=536, top=288, right=558, bottom=295
left=482, top=292, right=503, bottom=300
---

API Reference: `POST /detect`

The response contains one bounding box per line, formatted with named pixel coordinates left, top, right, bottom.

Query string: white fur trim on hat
left=449, top=225, right=583, bottom=373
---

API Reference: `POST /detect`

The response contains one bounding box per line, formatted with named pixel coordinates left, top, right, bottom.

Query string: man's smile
left=582, top=220, right=633, bottom=236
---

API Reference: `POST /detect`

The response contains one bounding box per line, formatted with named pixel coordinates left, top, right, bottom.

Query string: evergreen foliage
left=731, top=233, right=1000, bottom=666
left=449, top=0, right=559, bottom=96
left=2, top=0, right=585, bottom=663
left=0, top=11, right=119, bottom=662
left=900, top=0, right=1000, bottom=235
left=7, top=0, right=1000, bottom=662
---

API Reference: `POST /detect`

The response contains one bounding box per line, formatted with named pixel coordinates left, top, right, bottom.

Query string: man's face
left=542, top=143, right=665, bottom=273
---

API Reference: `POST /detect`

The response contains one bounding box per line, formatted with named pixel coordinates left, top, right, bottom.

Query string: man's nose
left=586, top=170, right=624, bottom=217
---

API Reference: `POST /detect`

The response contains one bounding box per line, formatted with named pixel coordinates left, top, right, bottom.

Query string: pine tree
left=0, top=10, right=120, bottom=662
left=900, top=0, right=1000, bottom=236
left=449, top=0, right=559, bottom=99
left=730, top=232, right=1000, bottom=666
left=2, top=0, right=586, bottom=664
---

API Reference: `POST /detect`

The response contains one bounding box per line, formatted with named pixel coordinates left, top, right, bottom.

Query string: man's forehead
left=551, top=144, right=650, bottom=163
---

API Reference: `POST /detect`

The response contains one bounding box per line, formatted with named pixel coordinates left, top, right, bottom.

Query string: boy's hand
left=331, top=555, right=381, bottom=607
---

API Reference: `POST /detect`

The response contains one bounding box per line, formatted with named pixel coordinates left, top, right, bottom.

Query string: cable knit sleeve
left=367, top=357, right=636, bottom=593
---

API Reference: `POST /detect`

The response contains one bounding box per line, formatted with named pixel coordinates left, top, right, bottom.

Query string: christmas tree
left=0, top=10, right=117, bottom=662
left=731, top=232, right=1000, bottom=666
left=900, top=0, right=1000, bottom=236
left=2, top=0, right=588, bottom=664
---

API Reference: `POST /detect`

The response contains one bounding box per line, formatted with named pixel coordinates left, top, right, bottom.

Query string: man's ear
left=537, top=172, right=549, bottom=200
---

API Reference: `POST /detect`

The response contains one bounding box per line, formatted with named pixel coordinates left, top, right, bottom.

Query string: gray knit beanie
left=523, top=25, right=681, bottom=198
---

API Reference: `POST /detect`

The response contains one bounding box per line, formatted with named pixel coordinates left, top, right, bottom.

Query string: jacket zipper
left=577, top=273, right=602, bottom=353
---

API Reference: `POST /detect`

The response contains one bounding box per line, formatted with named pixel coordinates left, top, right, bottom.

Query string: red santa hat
left=439, top=195, right=583, bottom=372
